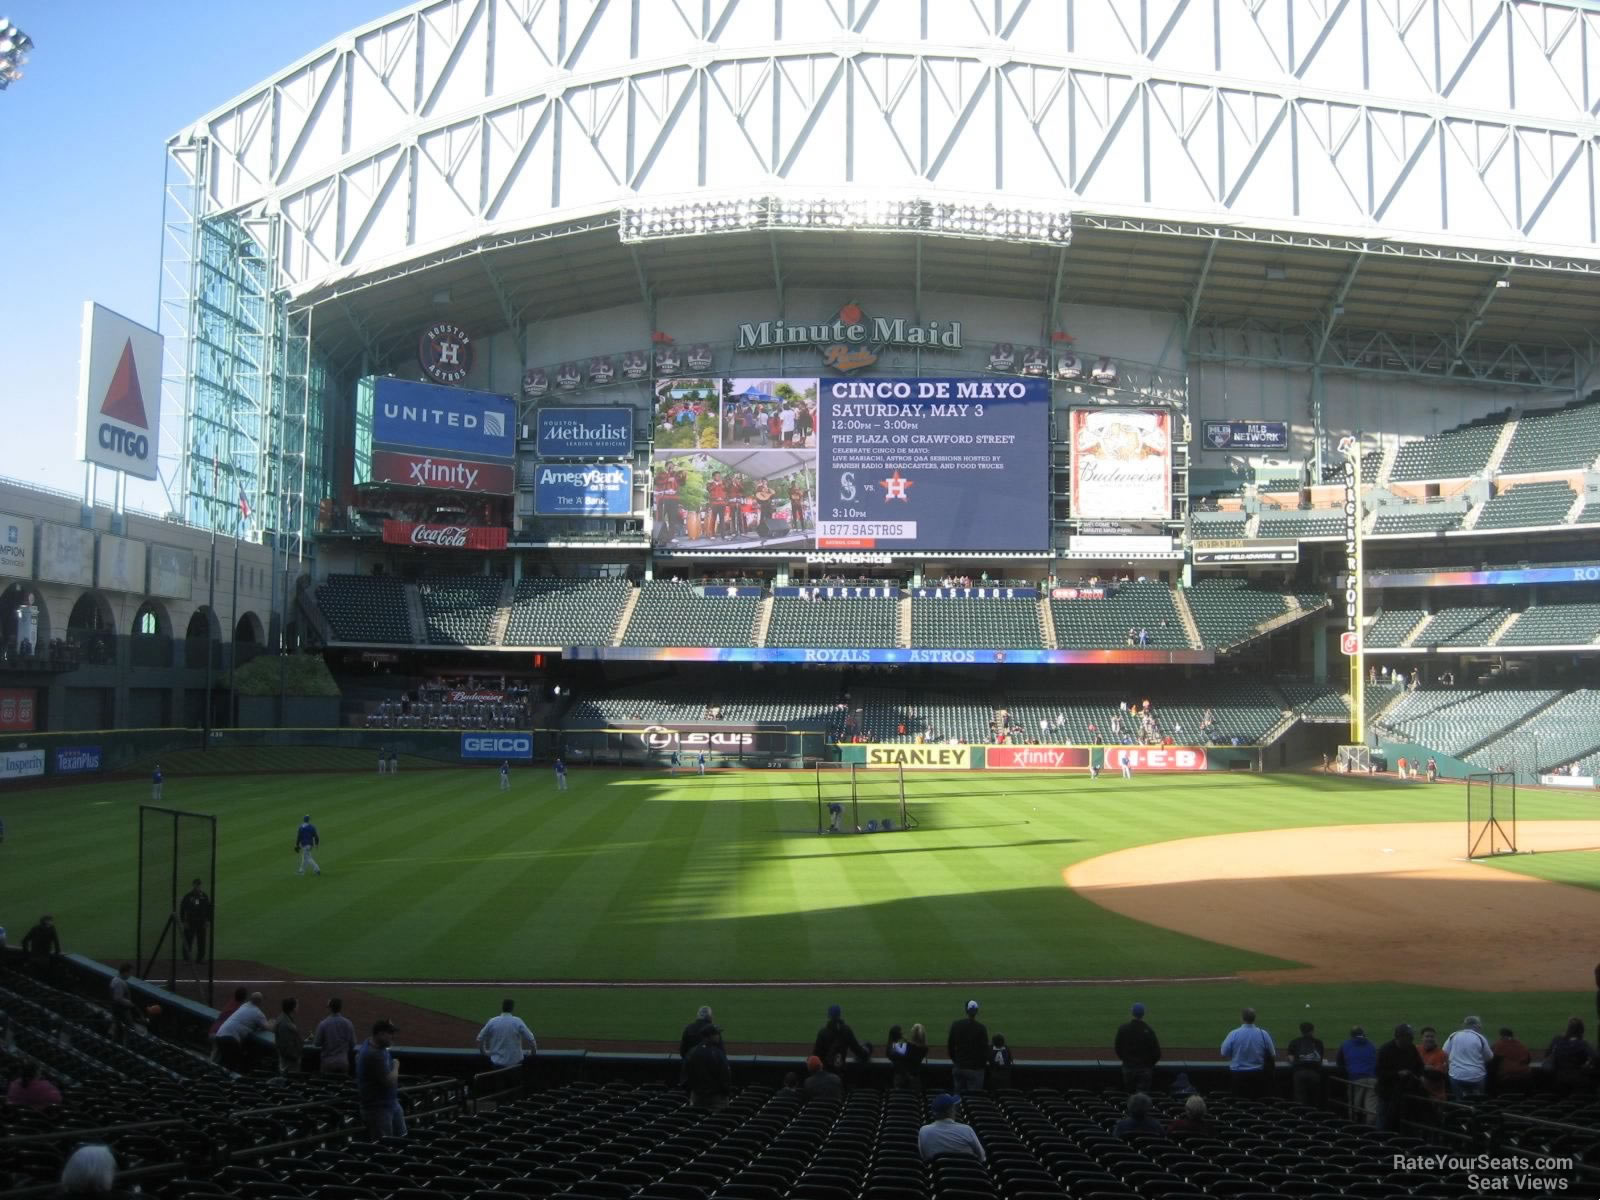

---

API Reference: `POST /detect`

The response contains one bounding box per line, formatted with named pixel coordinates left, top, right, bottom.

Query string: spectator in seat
left=1544, top=1017, right=1597, bottom=1092
left=813, top=1004, right=868, bottom=1076
left=1376, top=1023, right=1425, bottom=1131
left=1337, top=1025, right=1379, bottom=1124
left=6, top=1061, right=62, bottom=1109
left=947, top=999, right=989, bottom=1093
left=1166, top=1094, right=1213, bottom=1135
left=476, top=998, right=537, bottom=1073
left=1113, top=1091, right=1167, bottom=1139
left=1442, top=1015, right=1494, bottom=1100
left=214, top=991, right=272, bottom=1072
left=276, top=998, right=302, bottom=1074
left=1490, top=1026, right=1532, bottom=1093
left=356, top=1019, right=405, bottom=1138
left=1115, top=1002, right=1161, bottom=1094
left=314, top=997, right=356, bottom=1075
left=918, top=1094, right=986, bottom=1162
left=886, top=1023, right=928, bottom=1090
left=21, top=915, right=59, bottom=978
left=683, top=1024, right=731, bottom=1110
left=803, top=1054, right=843, bottom=1102
left=1286, top=1020, right=1326, bottom=1107
left=59, top=1145, right=125, bottom=1197
left=1417, top=1026, right=1448, bottom=1102
left=1220, top=1007, right=1276, bottom=1099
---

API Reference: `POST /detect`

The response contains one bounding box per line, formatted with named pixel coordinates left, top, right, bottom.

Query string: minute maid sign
left=737, top=303, right=962, bottom=372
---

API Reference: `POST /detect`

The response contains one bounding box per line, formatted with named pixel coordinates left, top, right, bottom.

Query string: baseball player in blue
left=499, top=760, right=510, bottom=791
left=151, top=765, right=164, bottom=802
left=554, top=757, right=568, bottom=791
left=697, top=751, right=707, bottom=776
left=295, top=815, right=321, bottom=876
left=670, top=749, right=681, bottom=776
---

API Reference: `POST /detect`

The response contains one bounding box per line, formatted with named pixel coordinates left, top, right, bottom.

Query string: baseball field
left=5, top=757, right=1597, bottom=1055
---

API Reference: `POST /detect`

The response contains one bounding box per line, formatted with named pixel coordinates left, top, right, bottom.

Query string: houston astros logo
left=880, top=470, right=913, bottom=501
left=418, top=321, right=474, bottom=385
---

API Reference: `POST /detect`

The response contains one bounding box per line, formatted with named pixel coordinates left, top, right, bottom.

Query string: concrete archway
left=185, top=607, right=221, bottom=642
left=133, top=598, right=173, bottom=638
left=234, top=611, right=265, bottom=644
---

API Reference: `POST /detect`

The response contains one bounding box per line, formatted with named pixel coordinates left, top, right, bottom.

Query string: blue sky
left=1, top=1, right=389, bottom=512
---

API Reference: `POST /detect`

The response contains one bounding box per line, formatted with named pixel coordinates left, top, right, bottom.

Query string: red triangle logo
left=100, top=340, right=148, bottom=429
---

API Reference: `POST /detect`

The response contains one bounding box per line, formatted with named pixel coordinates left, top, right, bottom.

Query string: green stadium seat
left=1472, top=481, right=1577, bottom=531
left=505, top=578, right=631, bottom=646
left=418, top=576, right=504, bottom=645
left=1371, top=506, right=1462, bottom=535
left=1497, top=399, right=1600, bottom=474
left=767, top=598, right=898, bottom=648
left=1389, top=414, right=1508, bottom=482
left=622, top=581, right=760, bottom=647
left=910, top=597, right=1042, bottom=648
left=1050, top=581, right=1188, bottom=650
left=314, top=575, right=414, bottom=643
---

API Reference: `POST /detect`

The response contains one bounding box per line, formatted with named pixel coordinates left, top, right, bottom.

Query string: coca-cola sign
left=382, top=521, right=509, bottom=550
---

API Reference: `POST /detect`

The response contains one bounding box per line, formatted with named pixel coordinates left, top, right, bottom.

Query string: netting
left=137, top=806, right=217, bottom=1003
left=1467, top=771, right=1517, bottom=858
left=1336, top=744, right=1373, bottom=773
left=854, top=764, right=910, bottom=833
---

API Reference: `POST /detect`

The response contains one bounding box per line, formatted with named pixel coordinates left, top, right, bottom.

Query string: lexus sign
left=639, top=726, right=755, bottom=750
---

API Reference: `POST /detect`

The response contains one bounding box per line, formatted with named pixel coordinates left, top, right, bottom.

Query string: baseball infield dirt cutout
left=1065, top=822, right=1600, bottom=991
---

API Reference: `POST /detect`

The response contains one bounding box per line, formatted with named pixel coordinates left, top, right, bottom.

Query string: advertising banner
left=912, top=586, right=1038, bottom=599
left=537, top=407, right=634, bottom=458
left=367, top=449, right=516, bottom=495
left=563, top=645, right=1214, bottom=665
left=1192, top=542, right=1300, bottom=565
left=534, top=464, right=634, bottom=517
left=1203, top=420, right=1289, bottom=451
left=986, top=745, right=1208, bottom=770
left=650, top=377, right=1049, bottom=554
left=148, top=545, right=195, bottom=600
left=460, top=733, right=532, bottom=760
left=773, top=586, right=898, bottom=598
left=0, top=688, right=36, bottom=731
left=1050, top=586, right=1107, bottom=600
left=862, top=744, right=974, bottom=769
left=0, top=514, right=32, bottom=580
left=370, top=377, right=515, bottom=460
left=447, top=690, right=504, bottom=703
left=1, top=748, right=45, bottom=781
left=53, top=746, right=103, bottom=775
left=1069, top=409, right=1172, bottom=520
left=589, top=724, right=794, bottom=766
left=38, top=523, right=94, bottom=587
left=381, top=521, right=509, bottom=550
left=97, top=533, right=147, bottom=593
left=76, top=302, right=163, bottom=481
left=1539, top=774, right=1596, bottom=789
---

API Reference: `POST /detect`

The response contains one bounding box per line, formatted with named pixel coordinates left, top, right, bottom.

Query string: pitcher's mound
left=1065, top=822, right=1600, bottom=991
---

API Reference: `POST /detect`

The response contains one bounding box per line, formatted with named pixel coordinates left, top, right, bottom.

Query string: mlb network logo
left=461, top=733, right=532, bottom=760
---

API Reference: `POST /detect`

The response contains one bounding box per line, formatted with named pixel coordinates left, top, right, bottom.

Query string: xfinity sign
left=461, top=734, right=532, bottom=760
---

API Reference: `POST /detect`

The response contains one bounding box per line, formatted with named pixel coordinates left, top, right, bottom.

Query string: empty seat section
left=1377, top=687, right=1558, bottom=756
left=1473, top=481, right=1577, bottom=530
left=1190, top=514, right=1248, bottom=539
left=419, top=576, right=504, bottom=645
left=1182, top=579, right=1294, bottom=648
left=1371, top=505, right=1463, bottom=534
left=766, top=598, right=898, bottom=647
left=1389, top=415, right=1507, bottom=481
left=1468, top=690, right=1600, bottom=776
left=1495, top=601, right=1600, bottom=646
left=621, top=582, right=760, bottom=647
left=1255, top=510, right=1343, bottom=538
left=1050, top=580, right=1187, bottom=649
left=1365, top=608, right=1425, bottom=648
left=1498, top=399, right=1600, bottom=473
left=505, top=578, right=631, bottom=646
left=1277, top=680, right=1348, bottom=719
left=314, top=575, right=413, bottom=643
left=910, top=597, right=1042, bottom=648
left=1409, top=606, right=1509, bottom=648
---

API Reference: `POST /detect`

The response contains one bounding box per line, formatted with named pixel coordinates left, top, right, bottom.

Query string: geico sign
left=99, top=424, right=150, bottom=463
left=639, top=726, right=754, bottom=750
left=464, top=736, right=531, bottom=753
left=1106, top=747, right=1208, bottom=770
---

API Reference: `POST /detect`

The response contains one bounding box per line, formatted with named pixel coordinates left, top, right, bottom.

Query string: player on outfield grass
left=499, top=760, right=510, bottom=791
left=554, top=757, right=568, bottom=791
left=1119, top=750, right=1133, bottom=781
left=151, top=764, right=164, bottom=802
left=670, top=749, right=681, bottom=776
left=697, top=750, right=707, bottom=776
left=295, top=815, right=322, bottom=876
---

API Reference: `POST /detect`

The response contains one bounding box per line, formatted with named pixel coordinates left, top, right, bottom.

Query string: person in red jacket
left=6, top=1062, right=62, bottom=1108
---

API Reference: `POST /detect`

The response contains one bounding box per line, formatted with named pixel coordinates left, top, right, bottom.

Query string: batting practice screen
left=137, top=806, right=217, bottom=1003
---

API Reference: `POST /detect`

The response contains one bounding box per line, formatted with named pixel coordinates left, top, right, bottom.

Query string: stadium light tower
left=0, top=18, right=33, bottom=90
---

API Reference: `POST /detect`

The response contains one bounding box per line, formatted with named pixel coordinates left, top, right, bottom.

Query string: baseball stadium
left=5, top=1, right=1600, bottom=1196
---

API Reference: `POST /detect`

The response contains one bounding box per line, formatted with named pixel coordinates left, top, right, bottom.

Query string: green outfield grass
left=2, top=765, right=1594, bottom=1049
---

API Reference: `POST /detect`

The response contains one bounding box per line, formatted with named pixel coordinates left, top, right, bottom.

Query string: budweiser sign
left=382, top=521, right=509, bottom=550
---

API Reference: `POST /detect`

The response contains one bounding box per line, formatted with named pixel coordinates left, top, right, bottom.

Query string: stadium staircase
left=1038, top=598, right=1058, bottom=649
left=1171, top=590, right=1203, bottom=650
left=487, top=579, right=514, bottom=646
left=754, top=595, right=775, bottom=646
left=404, top=586, right=427, bottom=646
left=612, top=587, right=641, bottom=646
left=1484, top=414, right=1519, bottom=478
left=296, top=578, right=334, bottom=646
left=897, top=594, right=912, bottom=647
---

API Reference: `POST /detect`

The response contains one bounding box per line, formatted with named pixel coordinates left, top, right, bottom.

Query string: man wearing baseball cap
left=947, top=1000, right=989, bottom=1094
left=917, top=1094, right=986, bottom=1162
left=357, top=1019, right=405, bottom=1138
left=1115, top=1002, right=1161, bottom=1094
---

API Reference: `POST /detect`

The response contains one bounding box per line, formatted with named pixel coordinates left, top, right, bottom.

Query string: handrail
left=0, top=1117, right=191, bottom=1147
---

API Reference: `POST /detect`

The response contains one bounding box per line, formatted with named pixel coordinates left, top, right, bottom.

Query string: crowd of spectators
left=365, top=676, right=532, bottom=729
